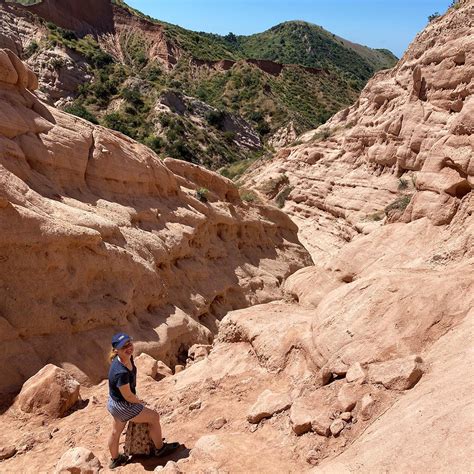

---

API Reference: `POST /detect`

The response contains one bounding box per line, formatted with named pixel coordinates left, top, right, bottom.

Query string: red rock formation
left=0, top=3, right=472, bottom=473
left=20, top=0, right=115, bottom=35
left=0, top=49, right=311, bottom=395
left=244, top=0, right=473, bottom=264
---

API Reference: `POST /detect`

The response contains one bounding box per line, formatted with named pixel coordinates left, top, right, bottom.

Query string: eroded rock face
left=15, top=364, right=80, bottom=418
left=55, top=447, right=101, bottom=474
left=244, top=1, right=473, bottom=265
left=0, top=49, right=311, bottom=394
left=0, top=4, right=472, bottom=474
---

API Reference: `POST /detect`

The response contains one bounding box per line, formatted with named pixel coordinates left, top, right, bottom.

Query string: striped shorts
left=107, top=397, right=144, bottom=422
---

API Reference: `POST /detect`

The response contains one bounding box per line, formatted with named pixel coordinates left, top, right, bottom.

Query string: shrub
left=50, top=57, right=65, bottom=70
left=428, top=12, right=441, bottom=22
left=24, top=40, right=39, bottom=58
left=257, top=121, right=271, bottom=136
left=241, top=191, right=256, bottom=202
left=385, top=195, right=412, bottom=214
left=64, top=104, right=98, bottom=124
left=196, top=187, right=209, bottom=202
left=121, top=87, right=144, bottom=108
left=367, top=211, right=384, bottom=222
left=223, top=131, right=236, bottom=143
left=143, top=135, right=163, bottom=154
left=398, top=178, right=408, bottom=190
left=206, top=110, right=225, bottom=129
left=102, top=112, right=135, bottom=138
left=275, top=185, right=293, bottom=208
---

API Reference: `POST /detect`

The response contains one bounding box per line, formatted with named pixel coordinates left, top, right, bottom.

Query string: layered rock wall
left=0, top=49, right=311, bottom=393
left=244, top=1, right=473, bottom=264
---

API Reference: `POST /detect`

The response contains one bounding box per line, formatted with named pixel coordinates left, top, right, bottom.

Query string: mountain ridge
left=0, top=0, right=397, bottom=171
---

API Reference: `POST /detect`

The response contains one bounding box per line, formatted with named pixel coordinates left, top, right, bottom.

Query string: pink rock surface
left=0, top=50, right=311, bottom=394
left=15, top=364, right=80, bottom=418
left=0, top=2, right=472, bottom=473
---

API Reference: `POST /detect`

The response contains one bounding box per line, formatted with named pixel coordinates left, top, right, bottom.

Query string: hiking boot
left=109, top=453, right=129, bottom=469
left=153, top=441, right=180, bottom=457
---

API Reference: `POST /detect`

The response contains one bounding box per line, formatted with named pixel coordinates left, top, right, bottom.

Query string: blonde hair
left=108, top=349, right=117, bottom=363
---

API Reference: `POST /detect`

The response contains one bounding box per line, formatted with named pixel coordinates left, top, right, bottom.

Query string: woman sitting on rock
left=107, top=332, right=179, bottom=469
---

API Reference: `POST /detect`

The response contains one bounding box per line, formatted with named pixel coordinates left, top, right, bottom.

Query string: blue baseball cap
left=111, top=332, right=132, bottom=349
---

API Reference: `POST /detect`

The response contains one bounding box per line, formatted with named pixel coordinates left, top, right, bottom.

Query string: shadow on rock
left=128, top=444, right=191, bottom=471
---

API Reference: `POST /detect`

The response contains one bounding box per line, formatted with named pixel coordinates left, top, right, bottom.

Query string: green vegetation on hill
left=236, top=21, right=396, bottom=88
left=5, top=0, right=42, bottom=4
left=15, top=0, right=398, bottom=173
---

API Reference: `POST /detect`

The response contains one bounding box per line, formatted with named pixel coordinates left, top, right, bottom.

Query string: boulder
left=209, top=417, right=227, bottom=430
left=16, top=364, right=80, bottom=418
left=330, top=419, right=346, bottom=437
left=290, top=400, right=313, bottom=435
left=358, top=393, right=376, bottom=421
left=135, top=353, right=158, bottom=379
left=340, top=412, right=352, bottom=422
left=189, top=399, right=202, bottom=410
left=368, top=355, right=423, bottom=390
left=188, top=344, right=212, bottom=362
left=156, top=361, right=173, bottom=380
left=124, top=422, right=154, bottom=456
left=0, top=445, right=16, bottom=461
left=346, top=363, right=366, bottom=384
left=247, top=389, right=292, bottom=424
left=55, top=447, right=101, bottom=474
left=0, top=49, right=18, bottom=84
left=311, top=414, right=332, bottom=437
left=337, top=383, right=368, bottom=412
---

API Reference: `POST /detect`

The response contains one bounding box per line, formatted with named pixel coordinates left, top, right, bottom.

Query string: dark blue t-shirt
left=108, top=356, right=137, bottom=402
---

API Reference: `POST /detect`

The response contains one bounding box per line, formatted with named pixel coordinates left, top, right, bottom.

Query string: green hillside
left=9, top=0, right=398, bottom=173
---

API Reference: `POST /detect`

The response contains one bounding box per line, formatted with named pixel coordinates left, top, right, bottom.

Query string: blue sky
left=126, top=0, right=453, bottom=57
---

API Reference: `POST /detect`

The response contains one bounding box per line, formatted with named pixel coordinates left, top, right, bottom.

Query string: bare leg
left=129, top=407, right=163, bottom=449
left=108, top=417, right=127, bottom=459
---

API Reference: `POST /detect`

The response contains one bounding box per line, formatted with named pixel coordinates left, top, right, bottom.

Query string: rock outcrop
left=244, top=0, right=473, bottom=265
left=0, top=2, right=472, bottom=474
left=15, top=364, right=80, bottom=418
left=0, top=48, right=311, bottom=394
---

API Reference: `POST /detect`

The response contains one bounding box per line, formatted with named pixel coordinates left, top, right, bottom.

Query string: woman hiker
left=107, top=332, right=180, bottom=469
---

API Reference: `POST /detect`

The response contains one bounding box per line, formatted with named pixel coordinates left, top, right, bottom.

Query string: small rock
left=330, top=419, right=345, bottom=437
left=0, top=445, right=16, bottom=461
left=249, top=424, right=258, bottom=433
left=189, top=399, right=202, bottom=410
left=210, top=417, right=227, bottom=430
left=346, top=363, right=366, bottom=384
left=340, top=412, right=352, bottom=421
left=247, top=389, right=292, bottom=424
left=135, top=353, right=158, bottom=379
left=156, top=361, right=173, bottom=380
left=368, top=355, right=423, bottom=390
left=55, top=447, right=101, bottom=473
left=16, top=364, right=80, bottom=418
left=290, top=400, right=313, bottom=435
left=311, top=414, right=331, bottom=437
left=359, top=393, right=376, bottom=421
left=154, top=461, right=181, bottom=473
left=174, top=365, right=185, bottom=374
left=337, top=383, right=367, bottom=412
left=306, top=448, right=322, bottom=465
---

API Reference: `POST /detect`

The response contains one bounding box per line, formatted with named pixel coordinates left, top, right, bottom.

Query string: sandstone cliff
left=0, top=48, right=311, bottom=395
left=0, top=2, right=472, bottom=473
left=244, top=0, right=473, bottom=265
